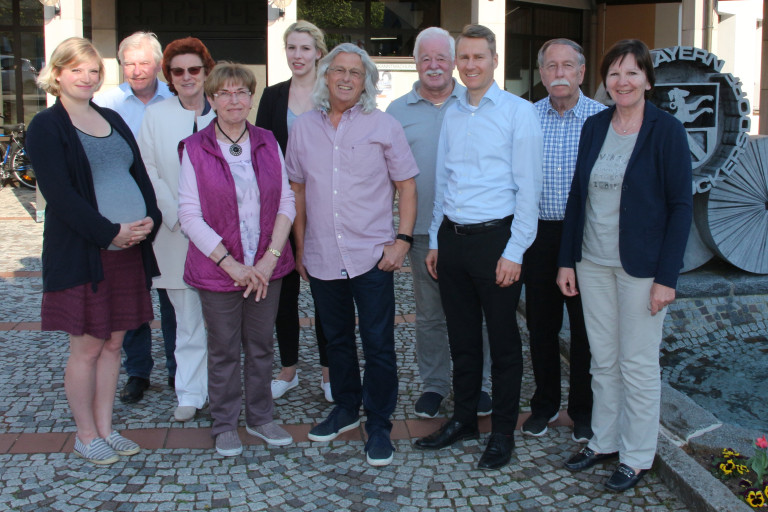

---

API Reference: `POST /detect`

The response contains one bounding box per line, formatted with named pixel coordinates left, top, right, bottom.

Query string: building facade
left=6, top=0, right=764, bottom=129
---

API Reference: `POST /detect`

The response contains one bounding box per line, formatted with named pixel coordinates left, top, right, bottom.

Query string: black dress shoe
left=478, top=432, right=514, bottom=470
left=120, top=376, right=150, bottom=403
left=564, top=447, right=619, bottom=471
left=605, top=463, right=648, bottom=492
left=414, top=420, right=479, bottom=450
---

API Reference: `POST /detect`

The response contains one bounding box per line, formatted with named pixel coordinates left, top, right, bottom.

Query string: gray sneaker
left=105, top=431, right=141, bottom=456
left=73, top=437, right=119, bottom=465
left=215, top=430, right=243, bottom=457
left=246, top=421, right=293, bottom=446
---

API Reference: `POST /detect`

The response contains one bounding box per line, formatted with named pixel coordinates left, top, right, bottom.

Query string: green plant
left=748, top=436, right=768, bottom=485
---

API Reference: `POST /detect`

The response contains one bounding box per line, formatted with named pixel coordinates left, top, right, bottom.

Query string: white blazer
left=138, top=96, right=216, bottom=289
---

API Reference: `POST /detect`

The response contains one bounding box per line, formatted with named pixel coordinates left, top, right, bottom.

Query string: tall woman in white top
left=137, top=37, right=216, bottom=423
left=256, top=21, right=332, bottom=402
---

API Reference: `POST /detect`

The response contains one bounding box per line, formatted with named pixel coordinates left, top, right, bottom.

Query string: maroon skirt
left=41, top=246, right=154, bottom=340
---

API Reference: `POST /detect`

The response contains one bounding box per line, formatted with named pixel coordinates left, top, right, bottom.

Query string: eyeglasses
left=213, top=89, right=252, bottom=102
left=328, top=66, right=364, bottom=80
left=169, top=66, right=203, bottom=77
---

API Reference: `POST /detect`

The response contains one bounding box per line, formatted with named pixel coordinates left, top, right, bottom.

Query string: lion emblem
left=668, top=88, right=714, bottom=124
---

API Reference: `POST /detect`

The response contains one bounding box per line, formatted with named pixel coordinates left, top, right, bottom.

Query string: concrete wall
left=90, top=0, right=117, bottom=91
left=715, top=0, right=762, bottom=125
left=655, top=3, right=681, bottom=48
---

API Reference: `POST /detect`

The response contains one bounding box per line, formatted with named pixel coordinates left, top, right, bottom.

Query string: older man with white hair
left=96, top=32, right=175, bottom=405
left=287, top=43, right=418, bottom=467
left=386, top=27, right=493, bottom=419
left=96, top=32, right=172, bottom=136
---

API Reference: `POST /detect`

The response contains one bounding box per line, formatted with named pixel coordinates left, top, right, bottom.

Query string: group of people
left=27, top=18, right=692, bottom=492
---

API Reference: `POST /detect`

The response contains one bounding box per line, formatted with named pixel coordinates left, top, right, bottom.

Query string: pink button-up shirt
left=286, top=105, right=419, bottom=280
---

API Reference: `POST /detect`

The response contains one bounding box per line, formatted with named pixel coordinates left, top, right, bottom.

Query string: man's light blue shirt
left=534, top=90, right=607, bottom=220
left=429, top=82, right=544, bottom=264
left=95, top=80, right=172, bottom=137
left=386, top=78, right=465, bottom=235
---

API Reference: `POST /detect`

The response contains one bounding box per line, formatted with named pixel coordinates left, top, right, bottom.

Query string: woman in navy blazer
left=557, top=40, right=692, bottom=492
left=256, top=21, right=334, bottom=402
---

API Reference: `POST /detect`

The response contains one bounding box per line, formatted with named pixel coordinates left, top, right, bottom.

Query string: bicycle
left=0, top=122, right=35, bottom=189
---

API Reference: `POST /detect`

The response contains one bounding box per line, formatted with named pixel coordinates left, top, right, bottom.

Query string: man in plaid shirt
left=521, top=38, right=607, bottom=444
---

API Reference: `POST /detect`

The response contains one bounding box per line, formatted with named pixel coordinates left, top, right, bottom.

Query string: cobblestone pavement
left=5, top=184, right=759, bottom=511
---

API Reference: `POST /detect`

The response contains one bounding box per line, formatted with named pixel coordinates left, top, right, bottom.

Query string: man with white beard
left=521, top=38, right=606, bottom=443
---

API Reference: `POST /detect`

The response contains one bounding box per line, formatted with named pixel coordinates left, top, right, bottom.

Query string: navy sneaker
left=307, top=407, right=360, bottom=442
left=366, top=432, right=394, bottom=466
left=477, top=391, right=493, bottom=417
left=414, top=392, right=443, bottom=418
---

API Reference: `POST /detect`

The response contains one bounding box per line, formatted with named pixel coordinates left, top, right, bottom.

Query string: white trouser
left=167, top=287, right=208, bottom=408
left=576, top=258, right=667, bottom=470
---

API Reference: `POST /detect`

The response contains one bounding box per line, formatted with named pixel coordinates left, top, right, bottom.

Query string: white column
left=266, top=2, right=297, bottom=86
left=37, top=0, right=83, bottom=222
left=473, top=0, right=506, bottom=88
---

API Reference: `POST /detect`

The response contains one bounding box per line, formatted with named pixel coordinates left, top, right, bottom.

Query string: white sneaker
left=271, top=373, right=299, bottom=399
left=321, top=378, right=333, bottom=403
left=246, top=421, right=293, bottom=446
left=174, top=405, right=197, bottom=422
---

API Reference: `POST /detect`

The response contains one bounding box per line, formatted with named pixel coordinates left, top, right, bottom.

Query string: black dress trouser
left=522, top=219, right=593, bottom=425
left=436, top=218, right=523, bottom=435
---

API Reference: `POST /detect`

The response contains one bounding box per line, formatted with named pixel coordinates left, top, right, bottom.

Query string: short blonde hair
left=37, top=37, right=105, bottom=97
left=204, top=62, right=257, bottom=97
left=283, top=20, right=328, bottom=59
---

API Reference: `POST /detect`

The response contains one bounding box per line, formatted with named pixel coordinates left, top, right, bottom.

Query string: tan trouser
left=576, top=258, right=666, bottom=470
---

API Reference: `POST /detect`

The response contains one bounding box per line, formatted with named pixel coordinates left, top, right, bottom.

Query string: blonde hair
left=37, top=37, right=105, bottom=97
left=204, top=61, right=257, bottom=97
left=283, top=20, right=328, bottom=59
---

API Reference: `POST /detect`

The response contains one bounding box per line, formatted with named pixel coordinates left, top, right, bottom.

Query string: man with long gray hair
left=386, top=27, right=493, bottom=419
left=286, top=43, right=418, bottom=467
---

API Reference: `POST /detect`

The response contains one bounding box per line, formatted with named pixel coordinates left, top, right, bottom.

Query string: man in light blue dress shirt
left=521, top=39, right=607, bottom=444
left=386, top=27, right=494, bottom=420
left=414, top=25, right=543, bottom=470
left=95, top=32, right=175, bottom=404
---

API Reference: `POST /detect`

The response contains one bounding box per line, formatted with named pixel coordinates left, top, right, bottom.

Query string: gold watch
left=267, top=247, right=281, bottom=258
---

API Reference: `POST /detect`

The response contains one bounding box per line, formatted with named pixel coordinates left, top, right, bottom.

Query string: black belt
left=443, top=215, right=513, bottom=235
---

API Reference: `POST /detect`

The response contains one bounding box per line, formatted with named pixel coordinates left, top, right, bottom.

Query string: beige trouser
left=576, top=258, right=667, bottom=470
left=167, top=288, right=208, bottom=409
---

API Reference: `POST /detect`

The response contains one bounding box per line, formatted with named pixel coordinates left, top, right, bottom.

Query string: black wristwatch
left=396, top=233, right=414, bottom=244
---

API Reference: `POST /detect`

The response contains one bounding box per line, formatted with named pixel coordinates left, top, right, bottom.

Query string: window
left=505, top=1, right=584, bottom=101
left=116, top=0, right=267, bottom=64
left=299, top=0, right=440, bottom=57
left=0, top=0, right=45, bottom=124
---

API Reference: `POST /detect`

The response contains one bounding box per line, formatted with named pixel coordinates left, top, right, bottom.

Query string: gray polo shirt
left=386, top=79, right=465, bottom=235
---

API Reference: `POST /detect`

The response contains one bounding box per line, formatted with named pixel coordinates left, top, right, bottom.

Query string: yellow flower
left=736, top=464, right=749, bottom=475
left=721, top=459, right=735, bottom=475
left=723, top=448, right=741, bottom=458
left=745, top=490, right=766, bottom=508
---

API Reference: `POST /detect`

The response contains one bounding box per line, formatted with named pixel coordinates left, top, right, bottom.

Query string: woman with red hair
left=137, top=37, right=216, bottom=423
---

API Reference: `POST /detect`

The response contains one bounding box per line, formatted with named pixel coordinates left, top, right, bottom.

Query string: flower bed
left=688, top=436, right=768, bottom=508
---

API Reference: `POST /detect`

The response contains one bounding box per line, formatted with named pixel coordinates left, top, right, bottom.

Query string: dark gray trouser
left=198, top=281, right=282, bottom=436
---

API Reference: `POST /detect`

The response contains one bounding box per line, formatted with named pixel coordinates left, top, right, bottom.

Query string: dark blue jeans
left=123, top=288, right=177, bottom=380
left=309, top=265, right=397, bottom=436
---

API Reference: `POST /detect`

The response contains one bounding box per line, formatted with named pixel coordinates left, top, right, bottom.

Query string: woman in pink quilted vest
left=178, top=62, right=296, bottom=457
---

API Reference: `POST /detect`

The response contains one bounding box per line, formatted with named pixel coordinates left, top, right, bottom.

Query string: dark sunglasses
left=169, top=66, right=203, bottom=77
